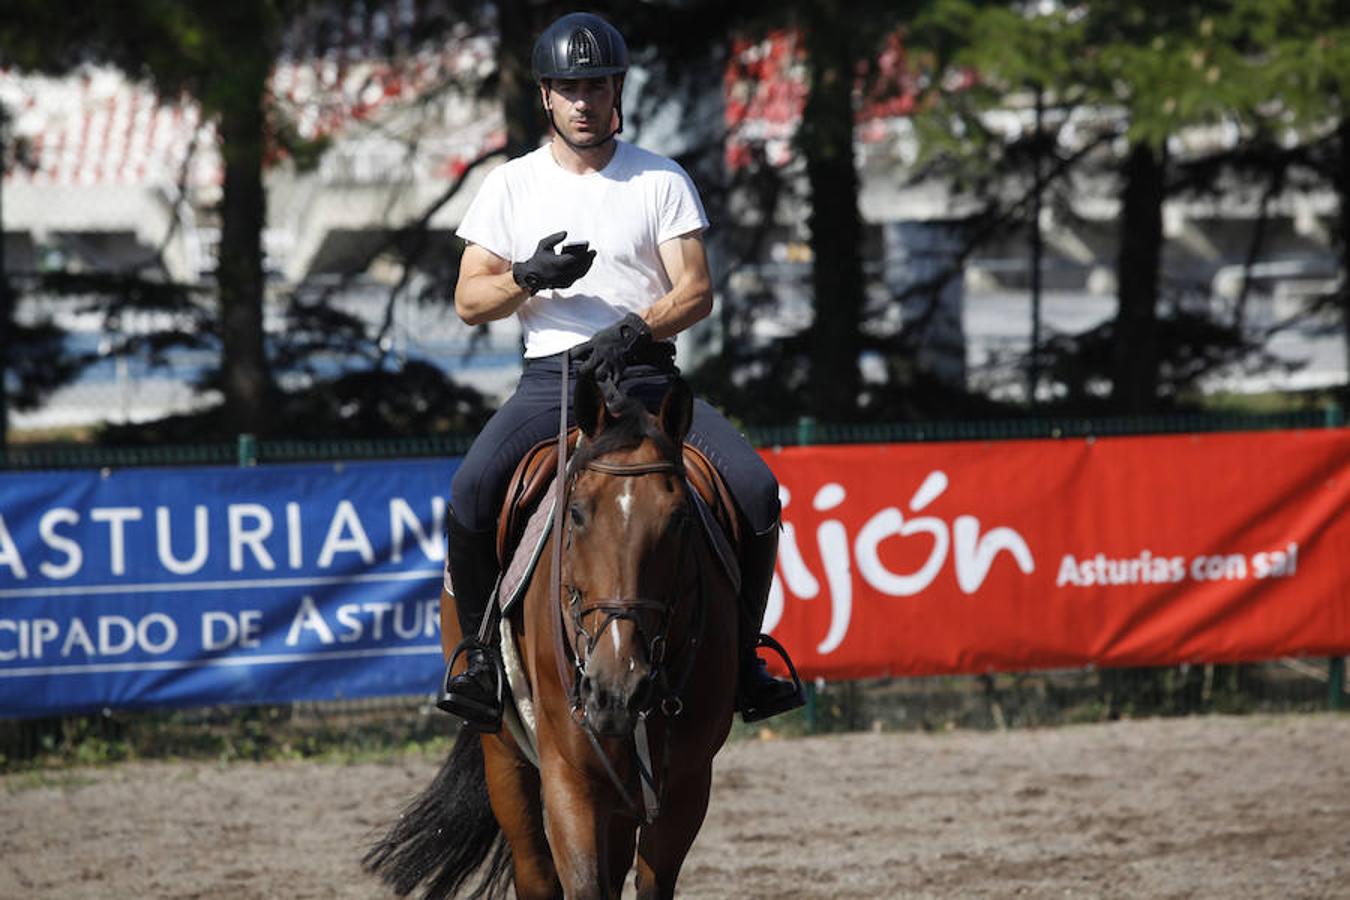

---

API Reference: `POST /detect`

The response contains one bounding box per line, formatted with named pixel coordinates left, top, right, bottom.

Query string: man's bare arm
left=644, top=232, right=714, bottom=340
left=454, top=243, right=530, bottom=326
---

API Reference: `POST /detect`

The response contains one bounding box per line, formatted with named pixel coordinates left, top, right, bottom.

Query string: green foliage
left=1, top=703, right=455, bottom=774
left=911, top=0, right=1350, bottom=152
left=911, top=0, right=1257, bottom=148
left=1236, top=0, right=1350, bottom=128
left=0, top=1, right=292, bottom=118
left=916, top=1, right=1085, bottom=93
left=902, top=0, right=1350, bottom=414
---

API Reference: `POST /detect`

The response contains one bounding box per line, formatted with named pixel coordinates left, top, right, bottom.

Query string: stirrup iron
left=437, top=636, right=506, bottom=733
left=739, top=633, right=806, bottom=723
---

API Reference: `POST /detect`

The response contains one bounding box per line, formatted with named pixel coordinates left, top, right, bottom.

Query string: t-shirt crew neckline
left=545, top=140, right=625, bottom=178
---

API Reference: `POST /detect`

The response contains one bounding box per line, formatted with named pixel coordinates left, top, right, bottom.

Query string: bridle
left=544, top=354, right=706, bottom=823
left=557, top=455, right=699, bottom=720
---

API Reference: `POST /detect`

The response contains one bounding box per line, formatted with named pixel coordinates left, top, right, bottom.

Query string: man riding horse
left=438, top=10, right=803, bottom=731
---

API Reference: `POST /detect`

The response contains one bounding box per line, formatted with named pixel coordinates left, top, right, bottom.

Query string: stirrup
left=436, top=637, right=505, bottom=733
left=738, top=633, right=806, bottom=723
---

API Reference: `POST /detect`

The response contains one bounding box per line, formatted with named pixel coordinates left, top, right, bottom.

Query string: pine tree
left=909, top=0, right=1281, bottom=413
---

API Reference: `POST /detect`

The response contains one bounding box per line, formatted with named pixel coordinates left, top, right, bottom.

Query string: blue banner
left=0, top=459, right=456, bottom=718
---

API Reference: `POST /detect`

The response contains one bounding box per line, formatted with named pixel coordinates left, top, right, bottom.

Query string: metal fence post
left=1326, top=404, right=1344, bottom=711
left=238, top=433, right=257, bottom=467
left=796, top=415, right=817, bottom=447
left=796, top=415, right=818, bottom=733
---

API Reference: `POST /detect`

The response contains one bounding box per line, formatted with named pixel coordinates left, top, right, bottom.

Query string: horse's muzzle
left=579, top=670, right=653, bottom=737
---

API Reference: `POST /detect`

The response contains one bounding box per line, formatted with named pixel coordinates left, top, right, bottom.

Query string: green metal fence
left=0, top=407, right=1339, bottom=471
left=0, top=433, right=478, bottom=471
left=746, top=407, right=1339, bottom=448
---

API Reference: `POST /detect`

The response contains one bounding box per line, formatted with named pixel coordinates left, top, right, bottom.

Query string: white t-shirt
left=455, top=140, right=709, bottom=358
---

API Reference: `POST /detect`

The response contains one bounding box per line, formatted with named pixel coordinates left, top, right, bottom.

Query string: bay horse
left=365, top=373, right=740, bottom=899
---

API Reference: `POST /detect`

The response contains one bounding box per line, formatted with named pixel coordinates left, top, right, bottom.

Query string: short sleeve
left=455, top=165, right=515, bottom=262
left=656, top=165, right=709, bottom=245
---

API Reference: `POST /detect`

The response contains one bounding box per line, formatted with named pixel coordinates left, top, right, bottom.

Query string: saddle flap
left=497, top=430, right=581, bottom=565
left=681, top=443, right=741, bottom=551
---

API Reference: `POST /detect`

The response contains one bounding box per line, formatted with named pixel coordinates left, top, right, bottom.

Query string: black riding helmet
left=532, top=12, right=628, bottom=147
left=531, top=12, right=629, bottom=81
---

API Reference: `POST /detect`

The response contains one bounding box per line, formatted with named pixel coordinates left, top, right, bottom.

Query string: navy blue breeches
left=450, top=351, right=781, bottom=538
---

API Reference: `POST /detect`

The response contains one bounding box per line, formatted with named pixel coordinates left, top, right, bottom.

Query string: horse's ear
left=575, top=370, right=607, bottom=438
left=658, top=378, right=693, bottom=446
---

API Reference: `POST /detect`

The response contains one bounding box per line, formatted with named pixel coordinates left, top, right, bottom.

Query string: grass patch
left=1, top=699, right=457, bottom=774
left=2, top=769, right=100, bottom=794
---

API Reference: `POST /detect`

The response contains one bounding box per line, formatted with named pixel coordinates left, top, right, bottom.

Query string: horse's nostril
left=629, top=678, right=652, bottom=713
left=586, top=679, right=612, bottom=709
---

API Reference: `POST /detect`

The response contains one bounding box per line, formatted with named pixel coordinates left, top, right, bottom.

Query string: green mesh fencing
left=745, top=408, right=1336, bottom=448
left=0, top=407, right=1339, bottom=471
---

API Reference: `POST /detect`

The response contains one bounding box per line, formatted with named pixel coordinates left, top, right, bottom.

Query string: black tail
left=362, top=728, right=514, bottom=899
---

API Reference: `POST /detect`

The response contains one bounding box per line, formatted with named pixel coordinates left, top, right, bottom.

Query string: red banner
left=760, top=429, right=1350, bottom=680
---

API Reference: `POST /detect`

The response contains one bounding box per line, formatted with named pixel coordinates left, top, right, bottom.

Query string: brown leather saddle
left=496, top=428, right=742, bottom=566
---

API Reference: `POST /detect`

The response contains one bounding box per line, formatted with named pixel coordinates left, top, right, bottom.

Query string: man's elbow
left=454, top=292, right=489, bottom=327
left=689, top=282, right=714, bottom=323
left=453, top=298, right=476, bottom=326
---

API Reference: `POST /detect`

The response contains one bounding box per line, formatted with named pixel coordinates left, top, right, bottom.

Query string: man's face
left=543, top=76, right=618, bottom=147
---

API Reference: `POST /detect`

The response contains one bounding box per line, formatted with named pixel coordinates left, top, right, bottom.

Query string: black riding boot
left=736, top=521, right=806, bottom=722
left=436, top=508, right=505, bottom=732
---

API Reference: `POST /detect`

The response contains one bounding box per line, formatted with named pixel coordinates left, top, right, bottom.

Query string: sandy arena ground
left=3, top=714, right=1349, bottom=899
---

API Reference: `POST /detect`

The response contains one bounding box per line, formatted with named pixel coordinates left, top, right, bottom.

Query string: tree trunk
left=799, top=2, right=864, bottom=420
left=0, top=113, right=9, bottom=447
left=496, top=0, right=545, bottom=157
left=1337, top=118, right=1350, bottom=410
left=216, top=14, right=275, bottom=437
left=1110, top=140, right=1167, bottom=414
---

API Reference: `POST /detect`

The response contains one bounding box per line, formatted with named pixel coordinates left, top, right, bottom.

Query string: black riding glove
left=511, top=231, right=595, bottom=295
left=574, top=312, right=653, bottom=385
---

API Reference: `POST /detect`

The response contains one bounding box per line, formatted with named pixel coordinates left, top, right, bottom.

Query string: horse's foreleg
left=633, top=765, right=713, bottom=900
left=540, top=756, right=614, bottom=900
left=483, top=736, right=560, bottom=900
left=605, top=814, right=640, bottom=897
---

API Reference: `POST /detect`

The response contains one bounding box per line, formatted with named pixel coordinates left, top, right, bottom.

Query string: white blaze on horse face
left=616, top=479, right=634, bottom=526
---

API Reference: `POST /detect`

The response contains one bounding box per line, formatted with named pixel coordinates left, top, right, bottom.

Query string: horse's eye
left=569, top=503, right=587, bottom=528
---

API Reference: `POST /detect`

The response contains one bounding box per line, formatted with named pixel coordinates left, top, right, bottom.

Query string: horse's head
left=562, top=372, right=695, bottom=737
